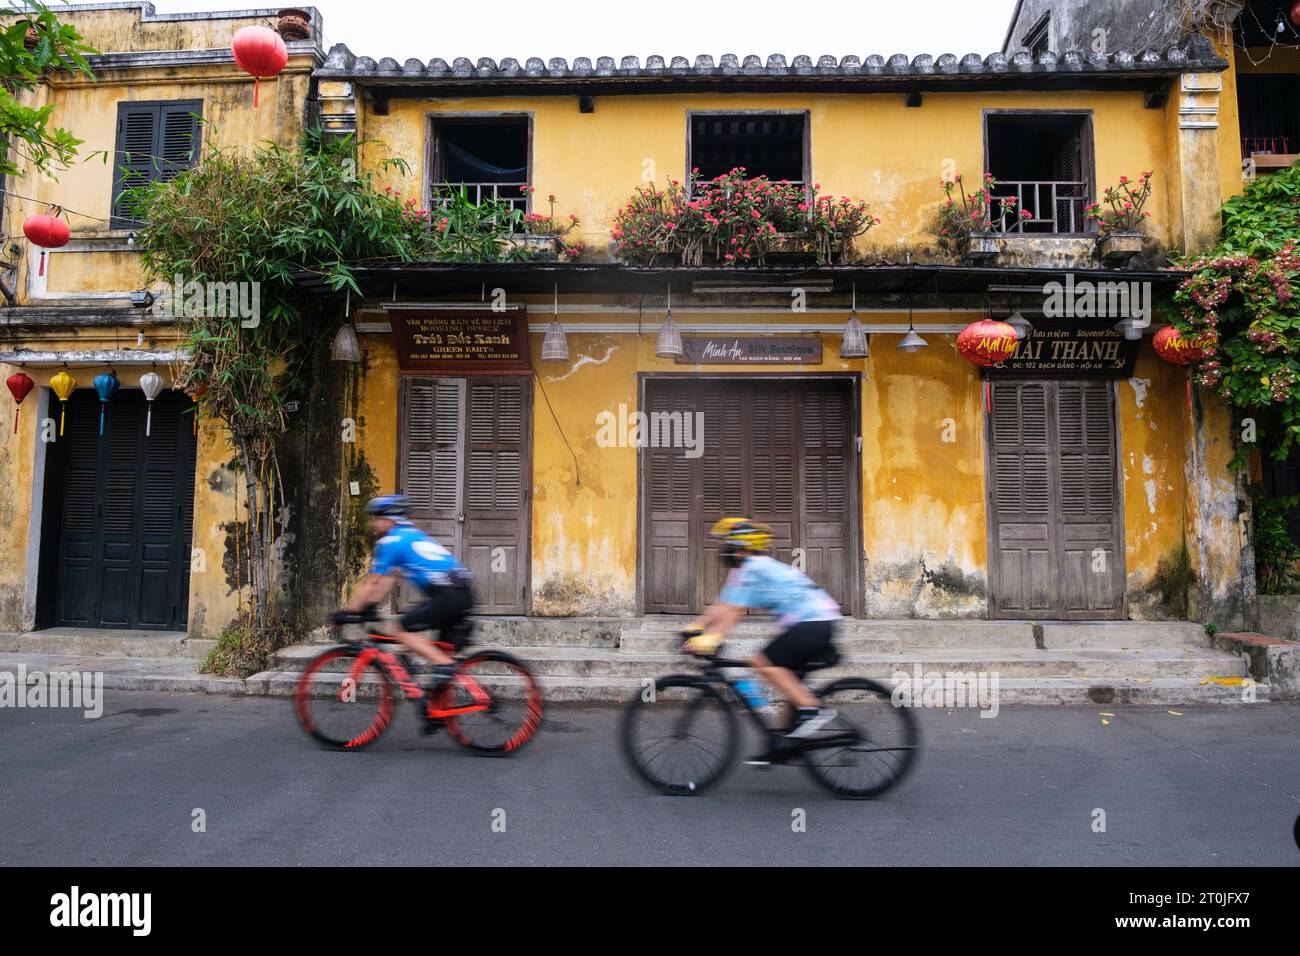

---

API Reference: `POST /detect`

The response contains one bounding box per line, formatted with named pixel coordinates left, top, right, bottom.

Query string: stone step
left=620, top=632, right=903, bottom=655
left=270, top=642, right=1248, bottom=681
left=0, top=629, right=216, bottom=660
left=252, top=670, right=1269, bottom=705
left=297, top=617, right=628, bottom=649
left=628, top=617, right=1209, bottom=648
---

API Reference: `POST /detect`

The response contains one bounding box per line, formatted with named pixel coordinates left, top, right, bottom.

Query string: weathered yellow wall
left=361, top=88, right=1179, bottom=260
left=345, top=305, right=1194, bottom=619
left=0, top=7, right=318, bottom=636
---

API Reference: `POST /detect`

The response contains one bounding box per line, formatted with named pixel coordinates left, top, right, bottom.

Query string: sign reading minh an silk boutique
left=675, top=336, right=822, bottom=365
left=389, top=308, right=531, bottom=372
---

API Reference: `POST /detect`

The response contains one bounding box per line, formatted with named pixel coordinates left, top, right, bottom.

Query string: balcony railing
left=991, top=180, right=1090, bottom=235
left=430, top=181, right=530, bottom=214
left=1242, top=136, right=1293, bottom=159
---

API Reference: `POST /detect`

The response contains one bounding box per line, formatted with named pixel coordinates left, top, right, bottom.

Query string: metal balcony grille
left=431, top=182, right=530, bottom=213
left=992, top=180, right=1090, bottom=235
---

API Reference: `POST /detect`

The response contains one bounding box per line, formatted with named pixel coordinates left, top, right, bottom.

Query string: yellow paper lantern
left=49, top=369, right=77, bottom=436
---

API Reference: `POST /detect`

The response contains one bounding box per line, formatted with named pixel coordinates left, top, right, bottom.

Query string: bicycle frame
left=692, top=655, right=860, bottom=754
left=344, top=631, right=492, bottom=721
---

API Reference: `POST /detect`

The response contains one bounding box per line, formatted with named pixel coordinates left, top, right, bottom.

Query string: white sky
left=140, top=0, right=1020, bottom=62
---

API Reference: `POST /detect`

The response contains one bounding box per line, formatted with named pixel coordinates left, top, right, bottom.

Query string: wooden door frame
left=982, top=377, right=1127, bottom=620
left=636, top=372, right=863, bottom=618
left=396, top=371, right=534, bottom=615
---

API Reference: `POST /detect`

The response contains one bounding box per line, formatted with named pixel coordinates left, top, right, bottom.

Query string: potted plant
left=1087, top=172, right=1153, bottom=263
left=610, top=167, right=878, bottom=267
left=276, top=8, right=313, bottom=40
left=939, top=173, right=1031, bottom=263
left=508, top=188, right=581, bottom=260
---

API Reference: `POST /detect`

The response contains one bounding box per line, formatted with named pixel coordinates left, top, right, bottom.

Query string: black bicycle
left=621, top=639, right=919, bottom=799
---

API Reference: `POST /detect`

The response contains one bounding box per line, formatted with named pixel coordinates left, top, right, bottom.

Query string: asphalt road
left=1, top=690, right=1297, bottom=866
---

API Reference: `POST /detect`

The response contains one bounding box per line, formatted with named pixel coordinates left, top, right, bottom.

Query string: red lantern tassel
left=38, top=250, right=45, bottom=277
left=12, top=406, right=18, bottom=435
left=984, top=380, right=992, bottom=415
left=1186, top=376, right=1192, bottom=415
left=254, top=76, right=260, bottom=108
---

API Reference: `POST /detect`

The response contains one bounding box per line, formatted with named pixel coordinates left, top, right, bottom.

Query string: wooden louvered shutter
left=645, top=382, right=696, bottom=613
left=399, top=378, right=462, bottom=608
left=990, top=381, right=1055, bottom=615
left=1055, top=381, right=1121, bottom=615
left=158, top=102, right=202, bottom=183
left=110, top=100, right=202, bottom=228
left=799, top=383, right=852, bottom=612
left=137, top=393, right=195, bottom=628
left=111, top=104, right=157, bottom=228
left=462, top=379, right=529, bottom=613
left=56, top=392, right=103, bottom=625
left=697, top=382, right=744, bottom=606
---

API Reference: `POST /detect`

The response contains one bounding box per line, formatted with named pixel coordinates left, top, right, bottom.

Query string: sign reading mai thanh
left=389, top=307, right=531, bottom=372
left=988, top=323, right=1140, bottom=378
left=675, top=336, right=822, bottom=365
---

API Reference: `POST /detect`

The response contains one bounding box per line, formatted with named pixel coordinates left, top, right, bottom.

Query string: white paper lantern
left=140, top=370, right=165, bottom=437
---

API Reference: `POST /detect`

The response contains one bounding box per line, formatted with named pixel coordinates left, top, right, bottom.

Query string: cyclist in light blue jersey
left=685, top=517, right=842, bottom=765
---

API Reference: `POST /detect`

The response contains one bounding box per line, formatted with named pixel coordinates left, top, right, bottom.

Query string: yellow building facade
left=0, top=2, right=1275, bottom=642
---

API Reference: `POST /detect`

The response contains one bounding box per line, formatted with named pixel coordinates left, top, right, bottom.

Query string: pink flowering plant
left=1086, top=172, right=1154, bottom=235
left=1170, top=163, right=1300, bottom=463
left=610, top=167, right=879, bottom=266
left=938, top=172, right=1032, bottom=247
left=518, top=187, right=584, bottom=259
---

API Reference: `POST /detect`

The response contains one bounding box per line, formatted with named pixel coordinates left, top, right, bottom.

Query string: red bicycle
left=293, top=613, right=543, bottom=754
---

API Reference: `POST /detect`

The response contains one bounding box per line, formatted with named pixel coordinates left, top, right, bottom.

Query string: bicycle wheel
left=293, top=647, right=396, bottom=750
left=433, top=650, right=544, bottom=755
left=799, top=678, right=919, bottom=799
left=621, top=676, right=738, bottom=796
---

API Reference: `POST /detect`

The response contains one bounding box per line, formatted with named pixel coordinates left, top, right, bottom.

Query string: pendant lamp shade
left=655, top=287, right=684, bottom=359
left=839, top=284, right=868, bottom=358
left=1005, top=310, right=1033, bottom=341
left=541, top=284, right=569, bottom=361
left=897, top=328, right=928, bottom=353
left=331, top=322, right=361, bottom=363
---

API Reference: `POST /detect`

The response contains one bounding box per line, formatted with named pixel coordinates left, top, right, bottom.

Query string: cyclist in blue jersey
left=684, top=517, right=843, bottom=765
left=330, top=495, right=474, bottom=670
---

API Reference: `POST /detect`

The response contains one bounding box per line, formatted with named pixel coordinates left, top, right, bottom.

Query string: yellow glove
left=682, top=630, right=724, bottom=654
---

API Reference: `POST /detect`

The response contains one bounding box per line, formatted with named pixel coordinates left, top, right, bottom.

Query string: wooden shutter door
left=56, top=393, right=102, bottom=625
left=1055, top=381, right=1123, bottom=618
left=800, top=384, right=852, bottom=612
left=400, top=378, right=463, bottom=608
left=137, top=394, right=194, bottom=629
left=463, top=378, right=530, bottom=614
left=645, top=382, right=696, bottom=613
left=698, top=381, right=746, bottom=609
left=989, top=381, right=1055, bottom=616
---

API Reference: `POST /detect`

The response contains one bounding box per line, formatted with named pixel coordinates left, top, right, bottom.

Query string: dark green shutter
left=111, top=100, right=202, bottom=228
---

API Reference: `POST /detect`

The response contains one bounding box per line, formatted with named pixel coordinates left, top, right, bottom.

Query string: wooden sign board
left=389, top=308, right=531, bottom=372
left=675, top=336, right=822, bottom=365
left=987, top=323, right=1140, bottom=378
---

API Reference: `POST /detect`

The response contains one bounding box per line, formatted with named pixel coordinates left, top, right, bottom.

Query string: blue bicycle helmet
left=365, top=494, right=410, bottom=517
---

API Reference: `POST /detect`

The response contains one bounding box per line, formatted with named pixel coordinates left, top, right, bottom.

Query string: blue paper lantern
left=93, top=370, right=119, bottom=436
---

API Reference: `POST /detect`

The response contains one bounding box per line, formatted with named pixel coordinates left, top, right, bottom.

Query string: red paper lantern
left=957, top=318, right=1019, bottom=367
left=1152, top=326, right=1215, bottom=365
left=23, top=213, right=70, bottom=277
left=6, top=371, right=34, bottom=434
left=231, top=25, right=288, bottom=107
left=1292, top=0, right=1300, bottom=28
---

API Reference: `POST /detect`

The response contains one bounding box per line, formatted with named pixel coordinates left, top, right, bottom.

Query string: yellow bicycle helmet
left=711, top=517, right=773, bottom=566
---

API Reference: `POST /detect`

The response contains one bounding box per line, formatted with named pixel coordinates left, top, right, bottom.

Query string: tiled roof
left=316, top=34, right=1227, bottom=87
